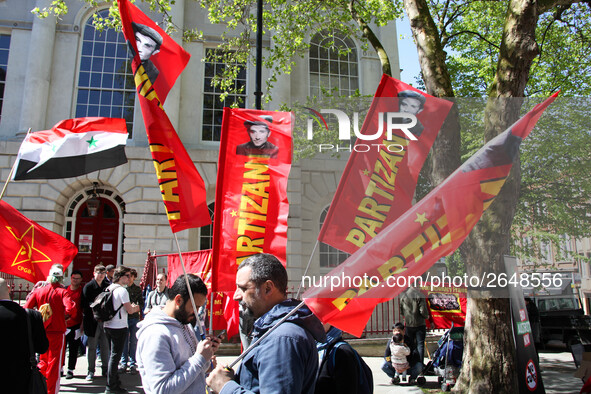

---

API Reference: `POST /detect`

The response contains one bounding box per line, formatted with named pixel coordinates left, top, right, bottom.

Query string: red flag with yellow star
left=211, top=108, right=292, bottom=292
left=304, top=93, right=558, bottom=337
left=0, top=201, right=78, bottom=283
left=317, top=75, right=453, bottom=254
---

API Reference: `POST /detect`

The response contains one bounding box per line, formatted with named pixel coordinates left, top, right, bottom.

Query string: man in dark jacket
left=0, top=278, right=49, bottom=394
left=382, top=322, right=423, bottom=385
left=81, top=263, right=110, bottom=380
left=399, top=285, right=429, bottom=364
left=207, top=253, right=325, bottom=394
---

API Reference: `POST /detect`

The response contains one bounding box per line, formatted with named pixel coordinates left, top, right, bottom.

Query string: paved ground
left=59, top=348, right=583, bottom=393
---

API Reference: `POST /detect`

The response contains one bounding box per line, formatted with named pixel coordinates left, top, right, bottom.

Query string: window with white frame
left=202, top=49, right=246, bottom=142
left=0, top=34, right=10, bottom=123
left=199, top=202, right=215, bottom=250
left=319, top=206, right=350, bottom=268
left=309, top=30, right=359, bottom=97
left=75, top=9, right=135, bottom=136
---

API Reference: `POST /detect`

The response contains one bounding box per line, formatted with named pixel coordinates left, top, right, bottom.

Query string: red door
left=73, top=198, right=120, bottom=282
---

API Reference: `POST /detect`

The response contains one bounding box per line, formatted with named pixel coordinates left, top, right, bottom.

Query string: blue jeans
left=121, top=317, right=139, bottom=367
left=105, top=327, right=128, bottom=390
left=406, top=325, right=427, bottom=363
left=382, top=360, right=423, bottom=380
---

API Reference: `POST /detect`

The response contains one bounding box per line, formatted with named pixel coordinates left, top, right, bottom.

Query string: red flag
left=420, top=283, right=467, bottom=329
left=318, top=75, right=453, bottom=254
left=304, top=94, right=558, bottom=337
left=118, top=0, right=211, bottom=231
left=211, top=109, right=292, bottom=292
left=166, top=250, right=238, bottom=338
left=0, top=201, right=78, bottom=283
left=118, top=0, right=189, bottom=105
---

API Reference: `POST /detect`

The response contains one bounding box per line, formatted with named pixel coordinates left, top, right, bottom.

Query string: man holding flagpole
left=207, top=254, right=325, bottom=394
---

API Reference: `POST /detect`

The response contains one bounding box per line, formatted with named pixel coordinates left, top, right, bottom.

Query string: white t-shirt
left=103, top=284, right=130, bottom=329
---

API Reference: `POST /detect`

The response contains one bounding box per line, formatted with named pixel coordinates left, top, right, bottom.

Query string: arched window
left=199, top=202, right=216, bottom=250
left=309, top=31, right=359, bottom=97
left=319, top=206, right=350, bottom=268
left=76, top=9, right=135, bottom=136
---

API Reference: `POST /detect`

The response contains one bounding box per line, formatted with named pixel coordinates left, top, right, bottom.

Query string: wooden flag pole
left=0, top=128, right=31, bottom=200
left=173, top=233, right=205, bottom=338
left=228, top=300, right=305, bottom=369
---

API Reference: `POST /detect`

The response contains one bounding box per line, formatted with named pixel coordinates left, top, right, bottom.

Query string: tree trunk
left=404, top=0, right=542, bottom=391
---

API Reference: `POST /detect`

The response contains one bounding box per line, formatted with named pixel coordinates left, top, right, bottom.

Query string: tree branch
left=446, top=30, right=501, bottom=49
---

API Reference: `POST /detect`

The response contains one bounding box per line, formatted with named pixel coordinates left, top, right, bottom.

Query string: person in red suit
left=25, top=265, right=76, bottom=394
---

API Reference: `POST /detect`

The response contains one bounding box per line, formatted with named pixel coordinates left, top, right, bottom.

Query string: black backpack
left=321, top=341, right=374, bottom=394
left=90, top=286, right=123, bottom=322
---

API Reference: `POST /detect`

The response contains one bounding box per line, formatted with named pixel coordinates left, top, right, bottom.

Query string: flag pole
left=0, top=128, right=31, bottom=200
left=173, top=232, right=205, bottom=338
left=295, top=240, right=318, bottom=298
left=228, top=300, right=305, bottom=369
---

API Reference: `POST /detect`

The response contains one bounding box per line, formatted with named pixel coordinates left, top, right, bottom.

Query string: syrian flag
left=12, top=117, right=128, bottom=180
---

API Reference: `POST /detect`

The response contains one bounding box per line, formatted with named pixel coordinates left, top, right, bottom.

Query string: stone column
left=18, top=0, right=57, bottom=136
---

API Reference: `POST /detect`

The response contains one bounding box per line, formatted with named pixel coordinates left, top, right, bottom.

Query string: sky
left=396, top=18, right=421, bottom=86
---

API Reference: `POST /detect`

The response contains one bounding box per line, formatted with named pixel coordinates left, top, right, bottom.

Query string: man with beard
left=136, top=274, right=221, bottom=394
left=207, top=253, right=325, bottom=394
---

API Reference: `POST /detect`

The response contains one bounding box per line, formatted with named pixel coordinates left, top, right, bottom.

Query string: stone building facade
left=0, top=0, right=400, bottom=301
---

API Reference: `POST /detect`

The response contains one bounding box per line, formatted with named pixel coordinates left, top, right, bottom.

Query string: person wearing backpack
left=24, top=265, right=76, bottom=394
left=82, top=264, right=110, bottom=381
left=315, top=324, right=373, bottom=394
left=103, top=265, right=140, bottom=394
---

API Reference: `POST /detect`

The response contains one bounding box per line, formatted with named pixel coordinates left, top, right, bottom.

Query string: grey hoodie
left=136, top=307, right=209, bottom=394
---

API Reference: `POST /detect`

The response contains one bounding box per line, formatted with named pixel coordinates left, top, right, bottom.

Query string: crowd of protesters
left=10, top=253, right=439, bottom=394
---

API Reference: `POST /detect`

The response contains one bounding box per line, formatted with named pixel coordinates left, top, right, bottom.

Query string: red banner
left=166, top=250, right=238, bottom=338
left=118, top=0, right=211, bottom=232
left=419, top=283, right=467, bottom=329
left=0, top=201, right=78, bottom=283
left=318, top=75, right=453, bottom=254
left=304, top=94, right=557, bottom=337
left=211, top=109, right=292, bottom=292
left=118, top=0, right=189, bottom=105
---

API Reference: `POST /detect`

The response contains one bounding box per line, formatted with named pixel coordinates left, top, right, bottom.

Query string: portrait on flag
left=212, top=108, right=292, bottom=292
left=317, top=75, right=454, bottom=255
left=118, top=0, right=211, bottom=232
left=304, top=94, right=557, bottom=336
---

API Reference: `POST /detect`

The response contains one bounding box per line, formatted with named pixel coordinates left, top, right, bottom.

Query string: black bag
left=25, top=310, right=48, bottom=394
left=91, top=286, right=123, bottom=322
left=324, top=341, right=373, bottom=394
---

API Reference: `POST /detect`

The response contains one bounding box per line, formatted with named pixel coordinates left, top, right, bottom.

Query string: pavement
left=59, top=348, right=584, bottom=393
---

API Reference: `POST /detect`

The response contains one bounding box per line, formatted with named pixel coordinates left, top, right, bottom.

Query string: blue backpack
left=324, top=341, right=373, bottom=394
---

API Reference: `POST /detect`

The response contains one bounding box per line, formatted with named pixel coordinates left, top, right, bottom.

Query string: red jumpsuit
left=25, top=282, right=75, bottom=394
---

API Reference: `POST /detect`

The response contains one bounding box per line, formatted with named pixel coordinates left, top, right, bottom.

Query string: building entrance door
left=72, top=197, right=120, bottom=282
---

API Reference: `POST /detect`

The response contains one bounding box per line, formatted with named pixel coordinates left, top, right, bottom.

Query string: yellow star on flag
left=362, top=169, right=370, bottom=176
left=230, top=210, right=238, bottom=217
left=415, top=212, right=428, bottom=227
left=6, top=225, right=52, bottom=267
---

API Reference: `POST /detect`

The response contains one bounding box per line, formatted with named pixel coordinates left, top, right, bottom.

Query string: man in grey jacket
left=136, top=274, right=221, bottom=394
left=399, top=285, right=430, bottom=366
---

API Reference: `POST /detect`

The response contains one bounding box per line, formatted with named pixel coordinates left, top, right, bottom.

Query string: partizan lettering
left=235, top=157, right=271, bottom=265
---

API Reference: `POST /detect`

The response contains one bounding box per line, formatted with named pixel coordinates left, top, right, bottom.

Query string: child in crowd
left=389, top=333, right=411, bottom=383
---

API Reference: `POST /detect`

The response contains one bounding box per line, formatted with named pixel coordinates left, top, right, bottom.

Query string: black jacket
left=82, top=278, right=109, bottom=336
left=0, top=300, right=48, bottom=394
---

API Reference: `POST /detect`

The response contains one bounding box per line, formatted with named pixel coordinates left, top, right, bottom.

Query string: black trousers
left=65, top=323, right=81, bottom=371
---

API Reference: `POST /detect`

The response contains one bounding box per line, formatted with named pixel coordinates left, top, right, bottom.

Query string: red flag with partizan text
left=0, top=201, right=78, bottom=283
left=304, top=94, right=558, bottom=337
left=118, top=0, right=210, bottom=231
left=318, top=75, right=453, bottom=254
left=167, top=249, right=238, bottom=338
left=211, top=108, right=292, bottom=292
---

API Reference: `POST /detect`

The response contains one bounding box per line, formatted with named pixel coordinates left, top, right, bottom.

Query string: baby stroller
left=430, top=324, right=464, bottom=391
